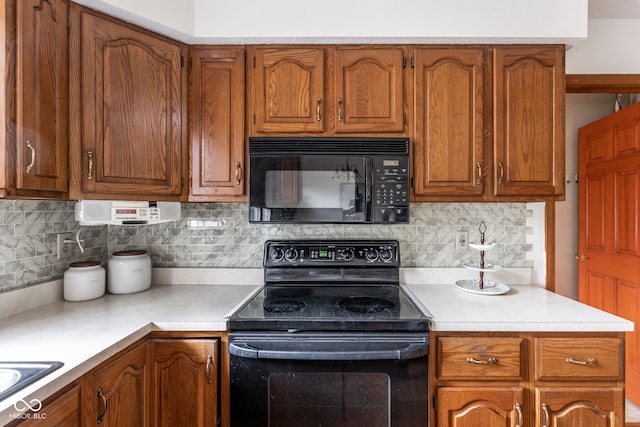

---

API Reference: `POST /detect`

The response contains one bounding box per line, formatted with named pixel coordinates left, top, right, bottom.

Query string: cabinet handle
left=466, top=357, right=497, bottom=365
left=205, top=354, right=213, bottom=384
left=96, top=387, right=108, bottom=424
left=337, top=98, right=344, bottom=122
left=25, top=140, right=35, bottom=174
left=235, top=162, right=242, bottom=186
left=316, top=97, right=322, bottom=121
left=476, top=161, right=482, bottom=185
left=515, top=402, right=523, bottom=427
left=498, top=161, right=504, bottom=184
left=87, top=151, right=94, bottom=181
left=566, top=356, right=597, bottom=365
left=542, top=403, right=550, bottom=427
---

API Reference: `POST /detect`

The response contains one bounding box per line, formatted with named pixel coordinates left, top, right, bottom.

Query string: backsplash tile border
left=0, top=200, right=534, bottom=294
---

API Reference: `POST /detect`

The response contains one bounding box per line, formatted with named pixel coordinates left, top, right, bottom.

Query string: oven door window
left=250, top=156, right=369, bottom=223
left=269, top=372, right=389, bottom=426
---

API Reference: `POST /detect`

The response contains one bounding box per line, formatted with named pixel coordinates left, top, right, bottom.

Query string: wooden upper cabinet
left=189, top=47, right=245, bottom=201
left=493, top=45, right=565, bottom=198
left=252, top=47, right=325, bottom=133
left=1, top=0, right=69, bottom=198
left=413, top=48, right=485, bottom=199
left=334, top=47, right=405, bottom=133
left=69, top=5, right=187, bottom=201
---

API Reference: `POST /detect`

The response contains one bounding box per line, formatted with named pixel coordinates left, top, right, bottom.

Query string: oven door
left=249, top=153, right=371, bottom=224
left=229, top=332, right=429, bottom=427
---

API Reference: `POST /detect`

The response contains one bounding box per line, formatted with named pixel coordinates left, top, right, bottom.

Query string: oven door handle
left=228, top=341, right=428, bottom=361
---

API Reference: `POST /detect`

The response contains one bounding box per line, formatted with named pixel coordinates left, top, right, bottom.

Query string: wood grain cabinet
left=8, top=383, right=82, bottom=427
left=412, top=47, right=486, bottom=200
left=534, top=337, right=624, bottom=427
left=1, top=0, right=69, bottom=199
left=432, top=333, right=625, bottom=427
left=189, top=47, right=245, bottom=201
left=83, top=342, right=150, bottom=427
left=334, top=47, right=405, bottom=133
left=149, top=339, right=219, bottom=427
left=68, top=4, right=188, bottom=201
left=250, top=46, right=406, bottom=135
left=493, top=45, right=565, bottom=199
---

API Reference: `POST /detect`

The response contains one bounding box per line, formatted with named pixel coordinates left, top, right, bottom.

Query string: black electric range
left=227, top=239, right=430, bottom=332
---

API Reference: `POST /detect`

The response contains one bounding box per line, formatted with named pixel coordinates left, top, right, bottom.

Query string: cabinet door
left=13, top=0, right=69, bottom=197
left=10, top=383, right=81, bottom=427
left=493, top=46, right=565, bottom=198
left=189, top=48, right=245, bottom=201
left=89, top=343, right=149, bottom=427
left=536, top=387, right=624, bottom=427
left=150, top=339, right=218, bottom=427
left=335, top=47, right=405, bottom=133
left=252, top=47, right=325, bottom=133
left=413, top=48, right=485, bottom=198
left=70, top=6, right=186, bottom=200
left=437, top=386, right=524, bottom=427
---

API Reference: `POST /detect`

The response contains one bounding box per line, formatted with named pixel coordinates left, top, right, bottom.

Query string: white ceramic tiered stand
left=456, top=221, right=510, bottom=295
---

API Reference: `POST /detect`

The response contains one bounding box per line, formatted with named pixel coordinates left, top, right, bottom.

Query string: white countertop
left=0, top=268, right=633, bottom=424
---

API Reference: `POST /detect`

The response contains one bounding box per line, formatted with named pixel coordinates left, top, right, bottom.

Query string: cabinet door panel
left=14, top=0, right=69, bottom=195
left=437, top=386, right=524, bottom=427
left=150, top=339, right=218, bottom=427
left=335, top=48, right=404, bottom=133
left=90, top=344, right=149, bottom=427
left=252, top=48, right=325, bottom=133
left=189, top=48, right=245, bottom=200
left=536, top=387, right=623, bottom=427
left=73, top=8, right=185, bottom=199
left=413, top=48, right=484, bottom=197
left=493, top=46, right=565, bottom=198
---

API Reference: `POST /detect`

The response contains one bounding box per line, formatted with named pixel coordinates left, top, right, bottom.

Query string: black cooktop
left=227, top=284, right=429, bottom=332
left=227, top=239, right=430, bottom=332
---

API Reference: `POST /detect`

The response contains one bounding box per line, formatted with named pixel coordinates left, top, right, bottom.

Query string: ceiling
left=589, top=0, right=640, bottom=18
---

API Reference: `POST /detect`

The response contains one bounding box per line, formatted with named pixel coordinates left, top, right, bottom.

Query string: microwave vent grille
left=249, top=137, right=409, bottom=155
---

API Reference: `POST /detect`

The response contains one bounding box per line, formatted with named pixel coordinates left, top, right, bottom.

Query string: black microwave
left=248, top=137, right=410, bottom=224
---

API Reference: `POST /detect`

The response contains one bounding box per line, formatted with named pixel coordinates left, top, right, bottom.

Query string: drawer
left=535, top=337, right=623, bottom=381
left=437, top=337, right=525, bottom=380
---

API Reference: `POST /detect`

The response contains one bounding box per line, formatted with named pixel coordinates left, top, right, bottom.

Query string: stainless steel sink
left=0, top=362, right=63, bottom=402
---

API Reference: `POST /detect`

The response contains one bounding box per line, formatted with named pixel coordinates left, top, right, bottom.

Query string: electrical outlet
left=57, top=232, right=73, bottom=259
left=455, top=231, right=469, bottom=250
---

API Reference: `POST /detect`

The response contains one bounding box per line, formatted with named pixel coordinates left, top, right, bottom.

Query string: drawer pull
left=466, top=357, right=497, bottom=365
left=515, top=402, right=522, bottom=427
left=566, top=356, right=597, bottom=365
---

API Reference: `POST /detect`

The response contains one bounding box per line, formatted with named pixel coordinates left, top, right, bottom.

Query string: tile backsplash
left=0, top=200, right=533, bottom=293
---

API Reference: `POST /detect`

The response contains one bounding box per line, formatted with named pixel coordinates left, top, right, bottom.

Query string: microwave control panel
left=373, top=157, right=409, bottom=223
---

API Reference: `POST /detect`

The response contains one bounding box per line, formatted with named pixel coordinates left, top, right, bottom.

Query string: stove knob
left=380, top=248, right=394, bottom=262
left=341, top=248, right=354, bottom=261
left=270, top=248, right=284, bottom=262
left=365, top=248, right=379, bottom=262
left=284, top=248, right=299, bottom=261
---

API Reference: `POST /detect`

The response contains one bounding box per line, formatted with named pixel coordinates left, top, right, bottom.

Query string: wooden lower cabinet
left=8, top=383, right=82, bottom=427
left=437, top=386, right=524, bottom=427
left=149, top=338, right=219, bottom=427
left=83, top=342, right=150, bottom=427
left=432, top=332, right=626, bottom=427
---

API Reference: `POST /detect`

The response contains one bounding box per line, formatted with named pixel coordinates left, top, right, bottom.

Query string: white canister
left=107, top=250, right=152, bottom=294
left=63, top=261, right=106, bottom=302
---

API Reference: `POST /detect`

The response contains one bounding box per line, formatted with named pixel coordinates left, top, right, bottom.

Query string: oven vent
left=249, top=137, right=409, bottom=155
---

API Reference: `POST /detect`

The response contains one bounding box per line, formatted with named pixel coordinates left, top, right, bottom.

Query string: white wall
left=74, top=0, right=587, bottom=44
left=560, top=18, right=640, bottom=298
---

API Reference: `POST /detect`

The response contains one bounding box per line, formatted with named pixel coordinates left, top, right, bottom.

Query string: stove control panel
left=264, top=240, right=399, bottom=267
